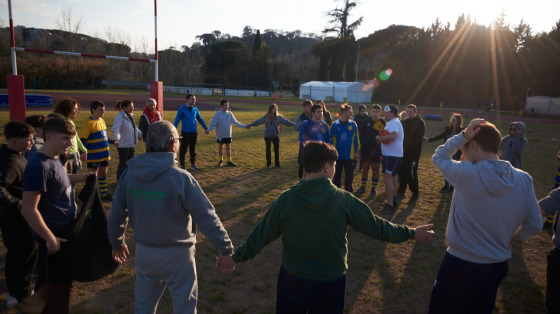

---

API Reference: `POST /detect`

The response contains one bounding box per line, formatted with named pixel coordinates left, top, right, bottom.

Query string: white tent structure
left=299, top=81, right=372, bottom=103
left=525, top=96, right=560, bottom=115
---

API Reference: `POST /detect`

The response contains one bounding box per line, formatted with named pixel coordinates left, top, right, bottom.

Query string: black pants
left=179, top=132, right=198, bottom=167
left=547, top=248, right=560, bottom=313
left=0, top=212, right=38, bottom=300
left=398, top=157, right=419, bottom=194
left=265, top=137, right=280, bottom=166
left=333, top=159, right=355, bottom=192
left=116, top=147, right=135, bottom=181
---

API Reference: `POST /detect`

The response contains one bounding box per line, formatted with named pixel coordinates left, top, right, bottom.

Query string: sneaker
left=217, top=160, right=223, bottom=167
left=369, top=190, right=377, bottom=198
left=355, top=187, right=366, bottom=195
left=226, top=161, right=237, bottom=167
left=7, top=295, right=17, bottom=309
left=189, top=165, right=200, bottom=171
left=274, top=165, right=281, bottom=168
left=440, top=186, right=449, bottom=192
left=101, top=193, right=113, bottom=201
left=409, top=193, right=419, bottom=202
left=397, top=191, right=406, bottom=199
left=266, top=165, right=271, bottom=169
left=381, top=203, right=396, bottom=214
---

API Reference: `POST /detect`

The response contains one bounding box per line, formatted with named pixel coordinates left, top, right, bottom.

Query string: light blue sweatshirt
left=432, top=132, right=542, bottom=263
left=207, top=110, right=246, bottom=139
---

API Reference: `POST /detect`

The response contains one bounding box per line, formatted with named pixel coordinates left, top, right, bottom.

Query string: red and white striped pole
left=7, top=0, right=26, bottom=121
left=151, top=0, right=164, bottom=117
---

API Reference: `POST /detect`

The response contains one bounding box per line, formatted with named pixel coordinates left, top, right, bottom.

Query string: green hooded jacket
left=232, top=177, right=415, bottom=281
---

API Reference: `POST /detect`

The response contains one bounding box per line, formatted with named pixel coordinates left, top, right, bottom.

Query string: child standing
left=330, top=104, right=360, bottom=192
left=80, top=100, right=115, bottom=200
left=355, top=104, right=386, bottom=197
left=207, top=99, right=246, bottom=167
left=112, top=100, right=142, bottom=181
left=246, top=104, right=294, bottom=168
left=499, top=121, right=528, bottom=169
left=23, top=115, right=46, bottom=160
left=0, top=122, right=38, bottom=310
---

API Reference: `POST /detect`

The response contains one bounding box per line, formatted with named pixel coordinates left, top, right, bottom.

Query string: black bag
left=49, top=175, right=119, bottom=282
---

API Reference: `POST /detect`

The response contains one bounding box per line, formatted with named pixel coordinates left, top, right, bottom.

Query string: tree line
left=1, top=11, right=559, bottom=110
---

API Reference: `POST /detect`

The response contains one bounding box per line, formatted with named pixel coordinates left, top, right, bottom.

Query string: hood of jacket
left=478, top=159, right=518, bottom=197
left=125, top=151, right=177, bottom=182
left=509, top=121, right=526, bottom=137
left=290, top=177, right=338, bottom=211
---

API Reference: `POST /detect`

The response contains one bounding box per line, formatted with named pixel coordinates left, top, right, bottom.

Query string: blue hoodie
left=433, top=132, right=542, bottom=263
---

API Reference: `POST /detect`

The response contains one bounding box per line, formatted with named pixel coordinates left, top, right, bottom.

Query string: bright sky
left=2, top=0, right=559, bottom=53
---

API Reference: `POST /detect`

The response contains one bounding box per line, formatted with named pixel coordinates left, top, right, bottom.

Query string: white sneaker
left=6, top=295, right=18, bottom=309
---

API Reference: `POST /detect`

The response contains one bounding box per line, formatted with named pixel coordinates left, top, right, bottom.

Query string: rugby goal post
left=6, top=0, right=163, bottom=121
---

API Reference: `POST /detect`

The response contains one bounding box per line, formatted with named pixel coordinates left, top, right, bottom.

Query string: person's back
left=429, top=119, right=542, bottom=314
left=221, top=141, right=434, bottom=313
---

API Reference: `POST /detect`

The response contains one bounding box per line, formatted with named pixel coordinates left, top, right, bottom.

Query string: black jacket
left=402, top=116, right=426, bottom=160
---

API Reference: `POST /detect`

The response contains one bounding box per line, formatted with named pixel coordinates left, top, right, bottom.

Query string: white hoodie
left=208, top=109, right=246, bottom=139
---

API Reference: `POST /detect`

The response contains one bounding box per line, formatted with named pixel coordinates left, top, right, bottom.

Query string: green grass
left=0, top=99, right=557, bottom=313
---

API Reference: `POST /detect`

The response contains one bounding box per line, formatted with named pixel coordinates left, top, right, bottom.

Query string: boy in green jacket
left=216, top=140, right=435, bottom=313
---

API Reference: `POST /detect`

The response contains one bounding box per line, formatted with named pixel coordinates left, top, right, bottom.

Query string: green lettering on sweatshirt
left=129, top=189, right=166, bottom=202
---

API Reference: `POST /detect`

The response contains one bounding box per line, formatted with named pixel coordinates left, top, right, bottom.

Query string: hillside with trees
left=1, top=5, right=559, bottom=110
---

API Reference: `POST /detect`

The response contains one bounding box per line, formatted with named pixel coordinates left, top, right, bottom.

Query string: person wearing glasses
left=108, top=120, right=234, bottom=313
left=423, top=113, right=464, bottom=193
left=499, top=122, right=527, bottom=169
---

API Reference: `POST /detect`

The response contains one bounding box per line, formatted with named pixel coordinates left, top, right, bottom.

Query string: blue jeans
left=429, top=252, right=508, bottom=314
left=276, top=266, right=346, bottom=314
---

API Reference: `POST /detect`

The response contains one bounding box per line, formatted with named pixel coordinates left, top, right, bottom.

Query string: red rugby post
left=6, top=0, right=163, bottom=120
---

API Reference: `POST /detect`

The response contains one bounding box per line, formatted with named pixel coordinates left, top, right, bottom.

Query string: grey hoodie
left=247, top=114, right=295, bottom=138
left=108, top=152, right=233, bottom=254
left=433, top=132, right=542, bottom=263
left=499, top=121, right=528, bottom=169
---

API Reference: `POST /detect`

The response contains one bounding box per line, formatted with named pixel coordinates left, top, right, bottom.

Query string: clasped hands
left=215, top=255, right=236, bottom=274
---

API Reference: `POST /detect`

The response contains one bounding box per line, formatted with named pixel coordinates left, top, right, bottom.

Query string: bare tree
left=55, top=6, right=83, bottom=52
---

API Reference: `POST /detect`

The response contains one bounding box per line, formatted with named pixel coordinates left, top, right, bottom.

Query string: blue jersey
left=173, top=104, right=208, bottom=133
left=330, top=119, right=360, bottom=160
left=298, top=120, right=331, bottom=147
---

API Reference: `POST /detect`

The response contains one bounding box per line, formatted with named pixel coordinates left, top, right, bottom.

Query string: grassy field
left=0, top=98, right=558, bottom=313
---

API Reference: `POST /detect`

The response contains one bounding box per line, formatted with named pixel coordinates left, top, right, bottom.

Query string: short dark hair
left=302, top=141, right=338, bottom=173
left=186, top=93, right=194, bottom=100
left=372, top=104, right=382, bottom=111
left=43, top=115, right=76, bottom=137
left=302, top=99, right=313, bottom=107
left=340, top=104, right=352, bottom=113
left=220, top=99, right=228, bottom=106
left=467, top=122, right=502, bottom=154
left=53, top=98, right=79, bottom=119
left=311, top=104, right=322, bottom=113
left=24, top=115, right=47, bottom=129
left=90, top=100, right=105, bottom=113
left=407, top=104, right=417, bottom=112
left=4, top=121, right=35, bottom=140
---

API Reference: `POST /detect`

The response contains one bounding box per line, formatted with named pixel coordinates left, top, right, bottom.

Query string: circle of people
left=1, top=93, right=557, bottom=314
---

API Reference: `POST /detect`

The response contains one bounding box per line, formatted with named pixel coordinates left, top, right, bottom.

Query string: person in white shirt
left=376, top=105, right=404, bottom=212
left=207, top=99, right=246, bottom=167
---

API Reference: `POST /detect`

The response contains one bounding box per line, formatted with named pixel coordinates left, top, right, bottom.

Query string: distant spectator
left=499, top=122, right=527, bottom=169
left=138, top=98, right=161, bottom=142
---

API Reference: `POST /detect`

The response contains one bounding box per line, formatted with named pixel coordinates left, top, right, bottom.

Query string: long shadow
left=498, top=241, right=546, bottom=313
